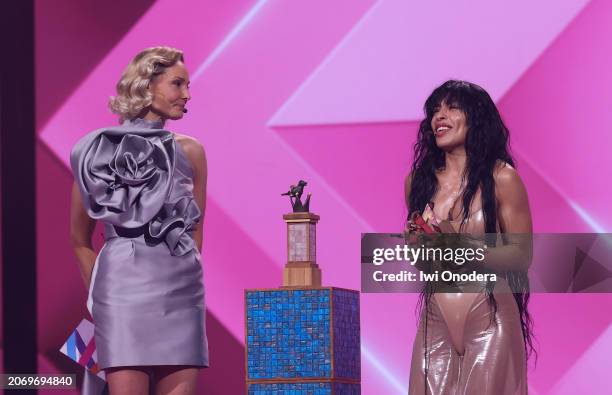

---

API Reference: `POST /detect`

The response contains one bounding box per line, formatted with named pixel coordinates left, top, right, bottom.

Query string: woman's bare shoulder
left=493, top=161, right=520, bottom=184
left=173, top=132, right=199, bottom=145
left=173, top=133, right=206, bottom=169
left=173, top=132, right=204, bottom=152
left=493, top=160, right=528, bottom=203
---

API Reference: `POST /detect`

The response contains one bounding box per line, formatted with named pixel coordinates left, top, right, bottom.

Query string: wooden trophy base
left=282, top=262, right=321, bottom=288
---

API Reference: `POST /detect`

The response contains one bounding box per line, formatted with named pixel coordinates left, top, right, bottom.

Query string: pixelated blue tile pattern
left=332, top=289, right=360, bottom=379
left=248, top=382, right=331, bottom=394
left=246, top=289, right=332, bottom=379
left=333, top=382, right=361, bottom=394
left=247, top=382, right=360, bottom=394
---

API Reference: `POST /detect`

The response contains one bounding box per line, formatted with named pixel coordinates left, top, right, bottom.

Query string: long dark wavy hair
left=408, top=80, right=536, bottom=377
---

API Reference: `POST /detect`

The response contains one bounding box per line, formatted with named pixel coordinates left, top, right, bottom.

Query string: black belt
left=104, top=223, right=148, bottom=240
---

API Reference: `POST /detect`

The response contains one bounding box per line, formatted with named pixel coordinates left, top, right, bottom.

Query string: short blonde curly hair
left=109, top=46, right=185, bottom=122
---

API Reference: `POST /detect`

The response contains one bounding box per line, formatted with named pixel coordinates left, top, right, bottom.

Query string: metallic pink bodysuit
left=408, top=208, right=528, bottom=395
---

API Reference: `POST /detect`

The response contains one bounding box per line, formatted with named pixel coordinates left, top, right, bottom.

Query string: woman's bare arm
left=480, top=165, right=533, bottom=271
left=70, top=180, right=98, bottom=288
left=404, top=173, right=413, bottom=211
left=178, top=135, right=207, bottom=253
left=404, top=173, right=413, bottom=232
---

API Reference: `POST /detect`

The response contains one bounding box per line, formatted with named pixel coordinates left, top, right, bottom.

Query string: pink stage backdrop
left=36, top=1, right=612, bottom=394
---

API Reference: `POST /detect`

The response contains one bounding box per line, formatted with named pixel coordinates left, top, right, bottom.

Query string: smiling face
left=431, top=100, right=468, bottom=150
left=148, top=61, right=191, bottom=120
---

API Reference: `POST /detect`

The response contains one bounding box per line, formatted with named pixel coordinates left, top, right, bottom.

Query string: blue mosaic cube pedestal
left=245, top=287, right=360, bottom=394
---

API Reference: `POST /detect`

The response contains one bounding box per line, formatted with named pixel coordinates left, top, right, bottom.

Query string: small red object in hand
left=410, top=212, right=436, bottom=234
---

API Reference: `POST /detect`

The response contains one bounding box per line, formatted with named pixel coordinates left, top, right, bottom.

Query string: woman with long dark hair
left=405, top=80, right=534, bottom=394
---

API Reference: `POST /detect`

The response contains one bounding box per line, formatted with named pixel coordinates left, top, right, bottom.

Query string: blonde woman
left=70, top=46, right=208, bottom=395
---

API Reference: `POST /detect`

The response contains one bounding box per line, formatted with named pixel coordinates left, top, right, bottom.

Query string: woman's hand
left=404, top=219, right=426, bottom=235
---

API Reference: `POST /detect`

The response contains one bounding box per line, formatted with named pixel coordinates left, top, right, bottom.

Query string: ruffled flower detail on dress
left=72, top=129, right=176, bottom=228
left=148, top=196, right=202, bottom=256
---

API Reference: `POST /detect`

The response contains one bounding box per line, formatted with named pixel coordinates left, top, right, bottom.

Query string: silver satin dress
left=70, top=118, right=209, bottom=373
left=408, top=209, right=527, bottom=395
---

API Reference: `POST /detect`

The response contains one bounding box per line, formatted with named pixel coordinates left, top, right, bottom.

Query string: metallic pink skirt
left=409, top=290, right=528, bottom=394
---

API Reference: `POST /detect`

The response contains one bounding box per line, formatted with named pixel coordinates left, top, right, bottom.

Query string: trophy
left=281, top=180, right=321, bottom=287
left=244, top=181, right=361, bottom=394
